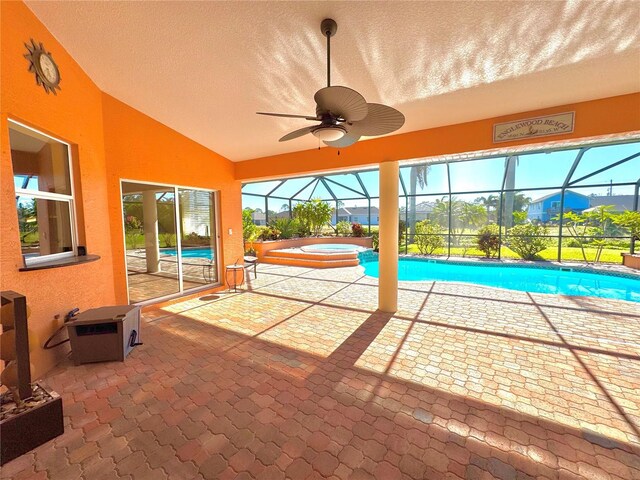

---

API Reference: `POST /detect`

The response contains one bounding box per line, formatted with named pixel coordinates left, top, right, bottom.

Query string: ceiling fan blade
left=349, top=103, right=405, bottom=136
left=314, top=86, right=368, bottom=122
left=279, top=126, right=315, bottom=142
left=323, top=131, right=361, bottom=148
left=257, top=112, right=319, bottom=121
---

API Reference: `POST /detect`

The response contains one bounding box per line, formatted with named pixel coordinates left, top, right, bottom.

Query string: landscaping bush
left=336, top=220, right=351, bottom=236
left=242, top=209, right=257, bottom=243
left=160, top=233, right=176, bottom=247
left=293, top=199, right=333, bottom=236
left=613, top=211, right=640, bottom=241
left=476, top=224, right=500, bottom=258
left=398, top=219, right=407, bottom=246
left=182, top=231, right=210, bottom=246
left=506, top=224, right=550, bottom=260
left=371, top=231, right=379, bottom=251
left=562, top=237, right=582, bottom=248
left=512, top=211, right=528, bottom=225
left=269, top=217, right=299, bottom=239
left=414, top=219, right=444, bottom=254
left=351, top=222, right=365, bottom=237
left=257, top=226, right=281, bottom=241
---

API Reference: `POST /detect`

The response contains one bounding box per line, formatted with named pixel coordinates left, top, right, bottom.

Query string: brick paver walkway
left=4, top=264, right=639, bottom=479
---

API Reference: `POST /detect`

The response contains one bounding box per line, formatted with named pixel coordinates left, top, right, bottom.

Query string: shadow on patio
left=6, top=264, right=639, bottom=479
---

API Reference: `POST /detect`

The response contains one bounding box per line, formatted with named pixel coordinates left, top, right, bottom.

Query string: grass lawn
left=402, top=244, right=626, bottom=264
left=125, top=232, right=176, bottom=250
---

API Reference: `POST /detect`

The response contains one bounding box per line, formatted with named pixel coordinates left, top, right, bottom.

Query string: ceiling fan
left=257, top=18, right=405, bottom=148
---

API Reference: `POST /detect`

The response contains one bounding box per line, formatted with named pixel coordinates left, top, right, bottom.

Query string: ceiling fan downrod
left=321, top=18, right=337, bottom=88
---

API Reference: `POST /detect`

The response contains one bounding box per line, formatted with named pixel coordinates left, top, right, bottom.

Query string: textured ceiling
left=25, top=1, right=640, bottom=161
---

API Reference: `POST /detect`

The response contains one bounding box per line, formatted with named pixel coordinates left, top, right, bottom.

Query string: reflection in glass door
left=121, top=182, right=219, bottom=304
left=178, top=189, right=218, bottom=287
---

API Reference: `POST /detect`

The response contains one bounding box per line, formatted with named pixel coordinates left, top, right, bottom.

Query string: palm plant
left=408, top=164, right=429, bottom=241
left=430, top=197, right=449, bottom=229
left=459, top=203, right=487, bottom=232
left=503, top=155, right=519, bottom=228
left=476, top=194, right=500, bottom=223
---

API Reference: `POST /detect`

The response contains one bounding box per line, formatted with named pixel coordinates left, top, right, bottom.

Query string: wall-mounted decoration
left=493, top=112, right=574, bottom=143
left=24, top=39, right=61, bottom=95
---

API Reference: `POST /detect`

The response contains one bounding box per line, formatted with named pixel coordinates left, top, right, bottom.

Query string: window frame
left=9, top=120, right=78, bottom=266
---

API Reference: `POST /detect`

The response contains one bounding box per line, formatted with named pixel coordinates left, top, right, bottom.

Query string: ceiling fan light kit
left=312, top=125, right=346, bottom=142
left=257, top=18, right=405, bottom=149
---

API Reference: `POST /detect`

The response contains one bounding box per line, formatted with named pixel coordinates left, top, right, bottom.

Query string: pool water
left=301, top=243, right=365, bottom=253
left=362, top=258, right=640, bottom=302
left=161, top=247, right=214, bottom=259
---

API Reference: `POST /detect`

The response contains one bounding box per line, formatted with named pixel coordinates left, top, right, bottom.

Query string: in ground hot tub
left=300, top=243, right=366, bottom=254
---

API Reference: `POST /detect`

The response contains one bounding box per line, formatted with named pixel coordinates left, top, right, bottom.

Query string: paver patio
left=3, top=264, right=639, bottom=479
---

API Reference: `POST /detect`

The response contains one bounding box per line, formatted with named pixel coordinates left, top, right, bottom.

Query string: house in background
left=588, top=195, right=636, bottom=213
left=333, top=206, right=380, bottom=225
left=251, top=209, right=303, bottom=226
left=527, top=190, right=590, bottom=222
left=399, top=201, right=435, bottom=223
left=251, top=211, right=266, bottom=225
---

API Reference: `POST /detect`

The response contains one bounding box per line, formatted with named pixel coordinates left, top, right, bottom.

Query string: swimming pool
left=361, top=257, right=640, bottom=302
left=300, top=243, right=366, bottom=253
left=161, top=247, right=214, bottom=260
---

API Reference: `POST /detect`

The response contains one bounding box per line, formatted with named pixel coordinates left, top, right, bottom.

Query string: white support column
left=142, top=190, right=160, bottom=273
left=378, top=161, right=399, bottom=313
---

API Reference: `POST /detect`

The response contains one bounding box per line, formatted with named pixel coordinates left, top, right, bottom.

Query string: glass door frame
left=119, top=178, right=222, bottom=305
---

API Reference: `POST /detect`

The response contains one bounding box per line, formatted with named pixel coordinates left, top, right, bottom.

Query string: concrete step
left=262, top=255, right=359, bottom=269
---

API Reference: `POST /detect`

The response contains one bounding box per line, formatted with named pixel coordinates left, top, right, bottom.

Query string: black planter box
left=0, top=386, right=64, bottom=465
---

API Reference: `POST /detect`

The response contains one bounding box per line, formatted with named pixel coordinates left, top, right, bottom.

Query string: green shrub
left=476, top=224, right=500, bottom=258
left=293, top=199, right=333, bottom=236
left=371, top=232, right=379, bottom=251
left=257, top=226, right=280, bottom=241
left=614, top=211, right=640, bottom=241
left=269, top=217, right=299, bottom=239
left=336, top=220, right=351, bottom=236
left=563, top=237, right=582, bottom=248
left=512, top=211, right=528, bottom=225
left=351, top=222, right=365, bottom=237
left=160, top=233, right=176, bottom=247
left=414, top=219, right=445, bottom=254
left=506, top=223, right=550, bottom=260
left=124, top=215, right=141, bottom=231
left=242, top=209, right=257, bottom=242
left=182, top=231, right=210, bottom=246
left=398, top=219, right=407, bottom=246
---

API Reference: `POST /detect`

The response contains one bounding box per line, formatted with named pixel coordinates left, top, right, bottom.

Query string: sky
left=241, top=141, right=640, bottom=211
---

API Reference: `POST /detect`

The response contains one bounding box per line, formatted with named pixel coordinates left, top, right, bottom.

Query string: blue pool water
left=301, top=243, right=365, bottom=253
left=362, top=258, right=640, bottom=302
left=161, top=247, right=213, bottom=259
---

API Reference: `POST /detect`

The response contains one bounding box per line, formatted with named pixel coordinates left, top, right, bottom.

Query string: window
left=10, top=121, right=76, bottom=265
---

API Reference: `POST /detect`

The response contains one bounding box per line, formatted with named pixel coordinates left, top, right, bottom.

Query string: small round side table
left=225, top=264, right=245, bottom=292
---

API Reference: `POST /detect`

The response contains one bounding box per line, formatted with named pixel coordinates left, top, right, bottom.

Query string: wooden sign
left=493, top=112, right=574, bottom=143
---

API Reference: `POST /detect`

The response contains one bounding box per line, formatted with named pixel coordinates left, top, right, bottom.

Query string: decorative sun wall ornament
left=24, top=39, right=61, bottom=95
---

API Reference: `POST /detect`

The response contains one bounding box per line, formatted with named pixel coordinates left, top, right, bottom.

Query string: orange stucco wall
left=1, top=1, right=115, bottom=378
left=235, top=93, right=640, bottom=181
left=0, top=1, right=242, bottom=378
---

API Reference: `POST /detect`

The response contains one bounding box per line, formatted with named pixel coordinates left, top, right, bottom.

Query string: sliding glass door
left=178, top=188, right=218, bottom=287
left=121, top=181, right=220, bottom=304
